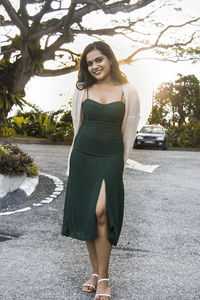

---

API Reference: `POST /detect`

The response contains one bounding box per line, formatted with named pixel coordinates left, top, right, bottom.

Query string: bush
left=167, top=120, right=200, bottom=148
left=25, top=162, right=39, bottom=177
left=0, top=126, right=16, bottom=137
left=9, top=108, right=73, bottom=143
left=193, top=122, right=200, bottom=146
left=0, top=143, right=39, bottom=177
left=49, top=123, right=74, bottom=143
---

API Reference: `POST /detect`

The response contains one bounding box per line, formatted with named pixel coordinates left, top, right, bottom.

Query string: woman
left=62, top=41, right=140, bottom=300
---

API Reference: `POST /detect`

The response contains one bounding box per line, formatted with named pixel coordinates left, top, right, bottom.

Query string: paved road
left=0, top=145, right=200, bottom=300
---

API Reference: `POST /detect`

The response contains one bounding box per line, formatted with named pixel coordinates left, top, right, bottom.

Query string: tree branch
left=19, top=0, right=29, bottom=26
left=0, top=0, right=27, bottom=34
left=31, top=0, right=53, bottom=31
left=122, top=18, right=200, bottom=64
left=71, top=0, right=156, bottom=25
left=119, top=56, right=198, bottom=65
left=38, top=64, right=79, bottom=77
left=58, top=48, right=80, bottom=58
left=30, top=17, right=65, bottom=40
left=43, top=1, right=77, bottom=60
left=154, top=16, right=200, bottom=46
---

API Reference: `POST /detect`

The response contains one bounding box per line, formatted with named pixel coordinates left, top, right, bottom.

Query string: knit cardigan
left=66, top=82, right=140, bottom=176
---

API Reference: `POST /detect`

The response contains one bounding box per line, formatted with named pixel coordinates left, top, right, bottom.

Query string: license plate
left=146, top=140, right=154, bottom=144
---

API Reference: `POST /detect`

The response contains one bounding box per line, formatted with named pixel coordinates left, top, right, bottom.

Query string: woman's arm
left=66, top=86, right=85, bottom=176
left=122, top=84, right=140, bottom=165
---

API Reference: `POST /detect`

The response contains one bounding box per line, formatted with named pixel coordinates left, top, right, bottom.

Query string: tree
left=148, top=74, right=200, bottom=127
left=174, top=74, right=200, bottom=124
left=0, top=0, right=200, bottom=120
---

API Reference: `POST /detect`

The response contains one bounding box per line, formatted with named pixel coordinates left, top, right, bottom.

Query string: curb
left=0, top=175, right=39, bottom=210
left=0, top=172, right=64, bottom=216
left=0, top=137, right=71, bottom=145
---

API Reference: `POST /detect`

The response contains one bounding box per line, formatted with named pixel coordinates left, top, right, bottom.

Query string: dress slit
left=93, top=177, right=116, bottom=245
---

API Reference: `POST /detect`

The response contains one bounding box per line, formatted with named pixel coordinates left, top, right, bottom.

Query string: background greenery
left=1, top=73, right=200, bottom=149
left=0, top=102, right=74, bottom=144
left=148, top=74, right=200, bottom=148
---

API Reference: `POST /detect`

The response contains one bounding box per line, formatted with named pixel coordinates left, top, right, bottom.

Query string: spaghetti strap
left=87, top=86, right=89, bottom=99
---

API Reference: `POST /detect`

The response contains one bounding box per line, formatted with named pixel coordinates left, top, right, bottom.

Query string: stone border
left=0, top=172, right=64, bottom=216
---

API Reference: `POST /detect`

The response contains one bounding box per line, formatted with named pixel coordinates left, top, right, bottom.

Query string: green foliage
left=12, top=116, right=30, bottom=135
left=0, top=143, right=39, bottom=177
left=25, top=162, right=39, bottom=178
left=149, top=74, right=200, bottom=128
left=38, top=114, right=55, bottom=136
left=11, top=34, right=21, bottom=50
left=148, top=74, right=200, bottom=148
left=0, top=126, right=16, bottom=137
left=28, top=43, right=44, bottom=73
left=6, top=106, right=73, bottom=143
left=0, top=58, right=32, bottom=120
left=11, top=109, right=44, bottom=137
left=166, top=120, right=200, bottom=148
left=0, top=83, right=26, bottom=118
left=167, top=127, right=179, bottom=147
left=193, top=122, right=200, bottom=146
left=50, top=123, right=74, bottom=143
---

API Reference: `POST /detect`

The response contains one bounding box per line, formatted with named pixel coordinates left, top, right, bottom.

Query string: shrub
left=0, top=143, right=39, bottom=177
left=49, top=123, right=74, bottom=143
left=193, top=122, right=200, bottom=146
left=12, top=116, right=30, bottom=135
left=0, top=126, right=16, bottom=137
left=25, top=162, right=39, bottom=177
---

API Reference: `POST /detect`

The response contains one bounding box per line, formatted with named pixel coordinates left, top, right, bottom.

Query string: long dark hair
left=76, top=41, right=128, bottom=89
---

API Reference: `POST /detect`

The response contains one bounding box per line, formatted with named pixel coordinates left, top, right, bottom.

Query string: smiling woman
left=86, top=50, right=111, bottom=82
left=61, top=41, right=140, bottom=300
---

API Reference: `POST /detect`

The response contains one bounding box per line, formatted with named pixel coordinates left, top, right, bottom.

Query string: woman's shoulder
left=73, top=83, right=85, bottom=98
left=123, top=82, right=140, bottom=114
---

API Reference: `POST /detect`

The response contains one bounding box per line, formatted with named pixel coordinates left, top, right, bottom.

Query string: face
left=86, top=49, right=112, bottom=82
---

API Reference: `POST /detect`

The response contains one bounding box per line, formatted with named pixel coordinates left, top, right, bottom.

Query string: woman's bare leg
left=86, top=239, right=98, bottom=273
left=82, top=239, right=98, bottom=291
left=94, top=179, right=112, bottom=299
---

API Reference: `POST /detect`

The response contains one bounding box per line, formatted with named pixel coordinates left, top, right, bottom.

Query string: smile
left=93, top=70, right=102, bottom=75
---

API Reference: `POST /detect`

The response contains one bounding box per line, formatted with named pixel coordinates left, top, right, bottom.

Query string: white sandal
left=95, top=278, right=111, bottom=299
left=82, top=273, right=98, bottom=293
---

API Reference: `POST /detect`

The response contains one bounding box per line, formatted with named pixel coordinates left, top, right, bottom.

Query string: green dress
left=61, top=97, right=125, bottom=246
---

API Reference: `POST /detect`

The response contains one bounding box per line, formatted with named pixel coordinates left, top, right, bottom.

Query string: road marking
left=126, top=159, right=160, bottom=173
left=0, top=173, right=64, bottom=216
left=0, top=207, right=31, bottom=216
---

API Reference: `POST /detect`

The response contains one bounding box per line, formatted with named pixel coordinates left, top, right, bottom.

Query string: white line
left=0, top=207, right=31, bottom=216
left=126, top=159, right=160, bottom=173
left=41, top=199, right=53, bottom=204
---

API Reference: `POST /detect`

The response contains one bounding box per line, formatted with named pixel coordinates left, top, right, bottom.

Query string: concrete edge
left=0, top=173, right=27, bottom=198
left=0, top=175, right=39, bottom=204
left=0, top=172, right=64, bottom=216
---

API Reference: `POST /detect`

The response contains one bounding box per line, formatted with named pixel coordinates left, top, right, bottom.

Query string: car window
left=140, top=126, right=164, bottom=134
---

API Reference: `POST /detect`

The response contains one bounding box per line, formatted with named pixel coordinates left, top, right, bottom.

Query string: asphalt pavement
left=0, top=144, right=200, bottom=300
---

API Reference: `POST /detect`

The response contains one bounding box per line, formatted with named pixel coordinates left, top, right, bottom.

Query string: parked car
left=134, top=125, right=168, bottom=150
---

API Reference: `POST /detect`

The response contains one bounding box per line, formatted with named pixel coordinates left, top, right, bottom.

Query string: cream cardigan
left=66, top=82, right=140, bottom=176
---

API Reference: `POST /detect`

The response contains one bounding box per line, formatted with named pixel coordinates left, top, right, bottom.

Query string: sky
left=5, top=0, right=200, bottom=128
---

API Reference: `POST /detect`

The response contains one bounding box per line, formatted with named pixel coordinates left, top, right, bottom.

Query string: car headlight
left=156, top=136, right=164, bottom=141
left=137, top=136, right=144, bottom=140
